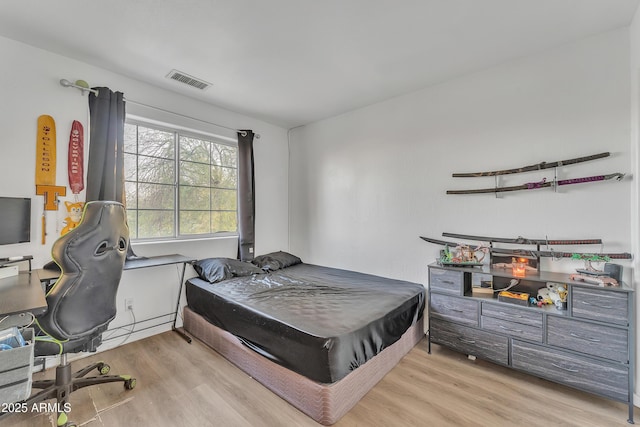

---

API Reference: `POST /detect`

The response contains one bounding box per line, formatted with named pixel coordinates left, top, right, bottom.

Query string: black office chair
left=26, top=201, right=136, bottom=427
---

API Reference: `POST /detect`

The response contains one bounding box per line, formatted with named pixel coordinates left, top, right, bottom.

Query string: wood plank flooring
left=2, top=331, right=638, bottom=426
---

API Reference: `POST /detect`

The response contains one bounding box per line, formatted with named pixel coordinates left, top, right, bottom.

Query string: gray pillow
left=251, top=251, right=302, bottom=272
left=193, top=257, right=264, bottom=283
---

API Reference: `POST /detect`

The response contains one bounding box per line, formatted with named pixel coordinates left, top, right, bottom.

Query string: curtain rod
left=59, top=79, right=260, bottom=139
left=124, top=99, right=260, bottom=139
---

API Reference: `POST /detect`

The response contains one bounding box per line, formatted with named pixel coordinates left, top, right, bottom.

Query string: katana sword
left=452, top=152, right=610, bottom=177
left=446, top=173, right=624, bottom=195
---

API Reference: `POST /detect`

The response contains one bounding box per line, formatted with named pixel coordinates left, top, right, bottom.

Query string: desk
left=123, top=254, right=196, bottom=343
left=34, top=254, right=196, bottom=343
left=0, top=272, right=47, bottom=318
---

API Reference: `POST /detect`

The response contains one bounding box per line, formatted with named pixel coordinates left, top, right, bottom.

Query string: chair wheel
left=97, top=363, right=110, bottom=375
left=124, top=378, right=136, bottom=390
left=57, top=414, right=76, bottom=427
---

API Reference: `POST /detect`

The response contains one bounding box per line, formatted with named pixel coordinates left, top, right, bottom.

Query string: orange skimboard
left=35, top=115, right=66, bottom=244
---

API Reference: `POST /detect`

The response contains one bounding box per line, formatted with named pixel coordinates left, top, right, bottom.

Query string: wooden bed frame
left=183, top=306, right=424, bottom=425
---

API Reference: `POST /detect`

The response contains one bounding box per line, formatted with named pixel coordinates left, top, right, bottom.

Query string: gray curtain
left=237, top=130, right=255, bottom=261
left=87, top=88, right=139, bottom=258
left=86, top=88, right=125, bottom=203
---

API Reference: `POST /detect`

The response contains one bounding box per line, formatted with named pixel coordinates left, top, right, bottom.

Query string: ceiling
left=0, top=0, right=638, bottom=128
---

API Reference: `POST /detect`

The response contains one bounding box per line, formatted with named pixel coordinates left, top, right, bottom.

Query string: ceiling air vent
left=165, top=69, right=211, bottom=90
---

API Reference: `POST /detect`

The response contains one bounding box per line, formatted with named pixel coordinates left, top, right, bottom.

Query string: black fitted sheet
left=185, top=263, right=425, bottom=383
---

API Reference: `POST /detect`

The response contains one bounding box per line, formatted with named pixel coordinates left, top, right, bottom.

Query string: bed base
left=183, top=306, right=424, bottom=425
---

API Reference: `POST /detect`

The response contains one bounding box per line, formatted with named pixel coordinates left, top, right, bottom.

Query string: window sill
left=131, top=234, right=238, bottom=246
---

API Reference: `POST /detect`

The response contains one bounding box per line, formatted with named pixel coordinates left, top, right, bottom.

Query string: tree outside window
left=124, top=121, right=238, bottom=240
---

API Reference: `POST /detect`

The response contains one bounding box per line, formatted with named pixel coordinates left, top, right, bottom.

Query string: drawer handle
left=580, top=301, right=613, bottom=310
left=440, top=280, right=455, bottom=285
left=551, top=362, right=580, bottom=373
left=499, top=325, right=523, bottom=333
left=458, top=337, right=476, bottom=344
left=443, top=305, right=463, bottom=313
left=569, top=332, right=601, bottom=343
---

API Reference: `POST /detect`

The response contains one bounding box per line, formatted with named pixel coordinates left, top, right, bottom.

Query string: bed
left=183, top=253, right=425, bottom=424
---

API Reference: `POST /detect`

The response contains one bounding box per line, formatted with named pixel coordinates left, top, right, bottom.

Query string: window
left=124, top=120, right=238, bottom=240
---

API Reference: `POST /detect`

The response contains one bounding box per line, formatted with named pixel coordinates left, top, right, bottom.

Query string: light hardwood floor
left=2, top=331, right=638, bottom=426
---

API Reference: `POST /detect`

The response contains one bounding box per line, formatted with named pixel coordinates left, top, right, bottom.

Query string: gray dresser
left=428, top=264, right=635, bottom=423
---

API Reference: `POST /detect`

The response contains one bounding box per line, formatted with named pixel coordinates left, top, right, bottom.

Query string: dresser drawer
left=481, top=302, right=542, bottom=328
left=430, top=293, right=478, bottom=326
left=430, top=318, right=508, bottom=365
left=481, top=315, right=543, bottom=342
left=429, top=268, right=465, bottom=294
left=512, top=340, right=628, bottom=402
left=572, top=287, right=629, bottom=326
left=547, top=317, right=628, bottom=363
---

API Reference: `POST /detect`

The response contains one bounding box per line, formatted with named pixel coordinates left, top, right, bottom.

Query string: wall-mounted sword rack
left=446, top=152, right=626, bottom=197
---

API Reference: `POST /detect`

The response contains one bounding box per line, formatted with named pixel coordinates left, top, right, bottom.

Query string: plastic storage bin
left=0, top=328, right=34, bottom=405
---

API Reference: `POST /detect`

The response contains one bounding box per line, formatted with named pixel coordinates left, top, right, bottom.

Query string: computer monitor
left=0, top=197, right=31, bottom=245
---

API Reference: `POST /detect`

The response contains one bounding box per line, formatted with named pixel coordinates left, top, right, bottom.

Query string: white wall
left=0, top=36, right=289, bottom=349
left=289, top=28, right=632, bottom=285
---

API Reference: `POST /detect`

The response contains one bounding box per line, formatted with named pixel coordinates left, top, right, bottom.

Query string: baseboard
left=98, top=323, right=171, bottom=353
left=39, top=323, right=172, bottom=370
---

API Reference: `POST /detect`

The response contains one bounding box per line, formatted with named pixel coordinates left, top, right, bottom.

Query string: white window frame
left=124, top=117, right=239, bottom=242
